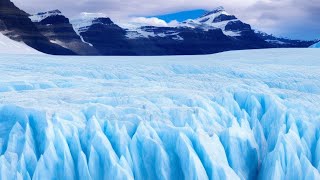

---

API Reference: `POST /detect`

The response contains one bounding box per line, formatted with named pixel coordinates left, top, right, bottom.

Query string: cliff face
left=31, top=10, right=99, bottom=55
left=0, top=0, right=75, bottom=55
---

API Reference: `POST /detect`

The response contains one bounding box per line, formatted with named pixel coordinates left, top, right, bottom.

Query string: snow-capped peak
left=200, top=6, right=225, bottom=18
left=195, top=7, right=234, bottom=24
left=70, top=13, right=114, bottom=46
left=29, top=9, right=62, bottom=22
left=70, top=13, right=112, bottom=35
left=180, top=7, right=241, bottom=37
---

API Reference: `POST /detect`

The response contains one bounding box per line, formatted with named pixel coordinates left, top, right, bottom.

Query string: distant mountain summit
left=181, top=6, right=251, bottom=37
left=29, top=9, right=63, bottom=22
left=196, top=6, right=237, bottom=23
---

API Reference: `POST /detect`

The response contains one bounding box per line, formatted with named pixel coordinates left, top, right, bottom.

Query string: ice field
left=0, top=49, right=319, bottom=179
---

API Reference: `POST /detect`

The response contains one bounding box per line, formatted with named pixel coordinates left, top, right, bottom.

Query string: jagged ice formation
left=0, top=49, right=319, bottom=180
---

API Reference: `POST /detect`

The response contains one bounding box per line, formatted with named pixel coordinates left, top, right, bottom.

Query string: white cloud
left=167, top=20, right=180, bottom=27
left=129, top=17, right=169, bottom=27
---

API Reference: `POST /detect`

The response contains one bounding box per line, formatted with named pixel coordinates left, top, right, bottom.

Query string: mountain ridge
left=70, top=6, right=316, bottom=53
left=0, top=0, right=317, bottom=55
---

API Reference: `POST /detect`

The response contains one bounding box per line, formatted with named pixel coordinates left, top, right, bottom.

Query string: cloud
left=11, top=0, right=320, bottom=40
left=242, top=0, right=320, bottom=39
left=129, top=17, right=169, bottom=27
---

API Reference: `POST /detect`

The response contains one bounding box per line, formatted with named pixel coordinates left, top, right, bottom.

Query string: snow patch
left=310, top=41, right=320, bottom=48
left=0, top=32, right=41, bottom=54
left=180, top=8, right=241, bottom=37
left=29, top=10, right=62, bottom=23
left=70, top=13, right=107, bottom=46
left=265, top=39, right=287, bottom=45
left=125, top=27, right=184, bottom=40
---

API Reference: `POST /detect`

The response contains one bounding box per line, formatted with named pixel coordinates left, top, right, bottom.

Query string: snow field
left=0, top=33, right=40, bottom=55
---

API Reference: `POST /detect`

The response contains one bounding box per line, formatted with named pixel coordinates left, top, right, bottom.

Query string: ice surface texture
left=0, top=49, right=319, bottom=180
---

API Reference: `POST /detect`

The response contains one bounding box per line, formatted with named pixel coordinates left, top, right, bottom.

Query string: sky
left=11, top=0, right=320, bottom=40
left=153, top=10, right=207, bottom=22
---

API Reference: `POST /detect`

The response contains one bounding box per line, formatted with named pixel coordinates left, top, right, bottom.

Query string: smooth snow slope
left=310, top=42, right=320, bottom=48
left=0, top=33, right=40, bottom=54
left=0, top=49, right=319, bottom=180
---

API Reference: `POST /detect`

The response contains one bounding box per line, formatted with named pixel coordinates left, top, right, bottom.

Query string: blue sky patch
left=151, top=9, right=206, bottom=22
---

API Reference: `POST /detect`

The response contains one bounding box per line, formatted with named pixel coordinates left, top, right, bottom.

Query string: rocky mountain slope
left=0, top=0, right=75, bottom=55
left=30, top=10, right=98, bottom=55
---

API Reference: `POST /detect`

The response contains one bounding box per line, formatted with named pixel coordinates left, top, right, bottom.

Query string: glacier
left=0, top=48, right=319, bottom=180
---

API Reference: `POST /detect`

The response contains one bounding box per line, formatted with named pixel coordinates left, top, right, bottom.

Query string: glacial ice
left=0, top=49, right=319, bottom=180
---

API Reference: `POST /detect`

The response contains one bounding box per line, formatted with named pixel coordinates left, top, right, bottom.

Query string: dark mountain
left=30, top=10, right=99, bottom=55
left=0, top=0, right=75, bottom=55
left=79, top=17, right=136, bottom=55
left=255, top=31, right=317, bottom=48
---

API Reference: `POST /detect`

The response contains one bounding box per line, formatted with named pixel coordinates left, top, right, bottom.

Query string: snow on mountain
left=125, top=26, right=184, bottom=40
left=70, top=13, right=114, bottom=45
left=254, top=30, right=289, bottom=45
left=0, top=32, right=40, bottom=54
left=29, top=10, right=62, bottom=23
left=119, top=17, right=175, bottom=39
left=122, top=7, right=242, bottom=39
left=69, top=7, right=312, bottom=48
left=71, top=14, right=182, bottom=40
left=70, top=13, right=108, bottom=35
left=181, top=6, right=242, bottom=36
left=0, top=48, right=319, bottom=179
left=310, top=41, right=320, bottom=48
left=29, top=10, right=98, bottom=55
left=194, top=6, right=232, bottom=24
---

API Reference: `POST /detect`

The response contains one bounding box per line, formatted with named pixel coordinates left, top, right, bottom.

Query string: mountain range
left=0, top=0, right=317, bottom=55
